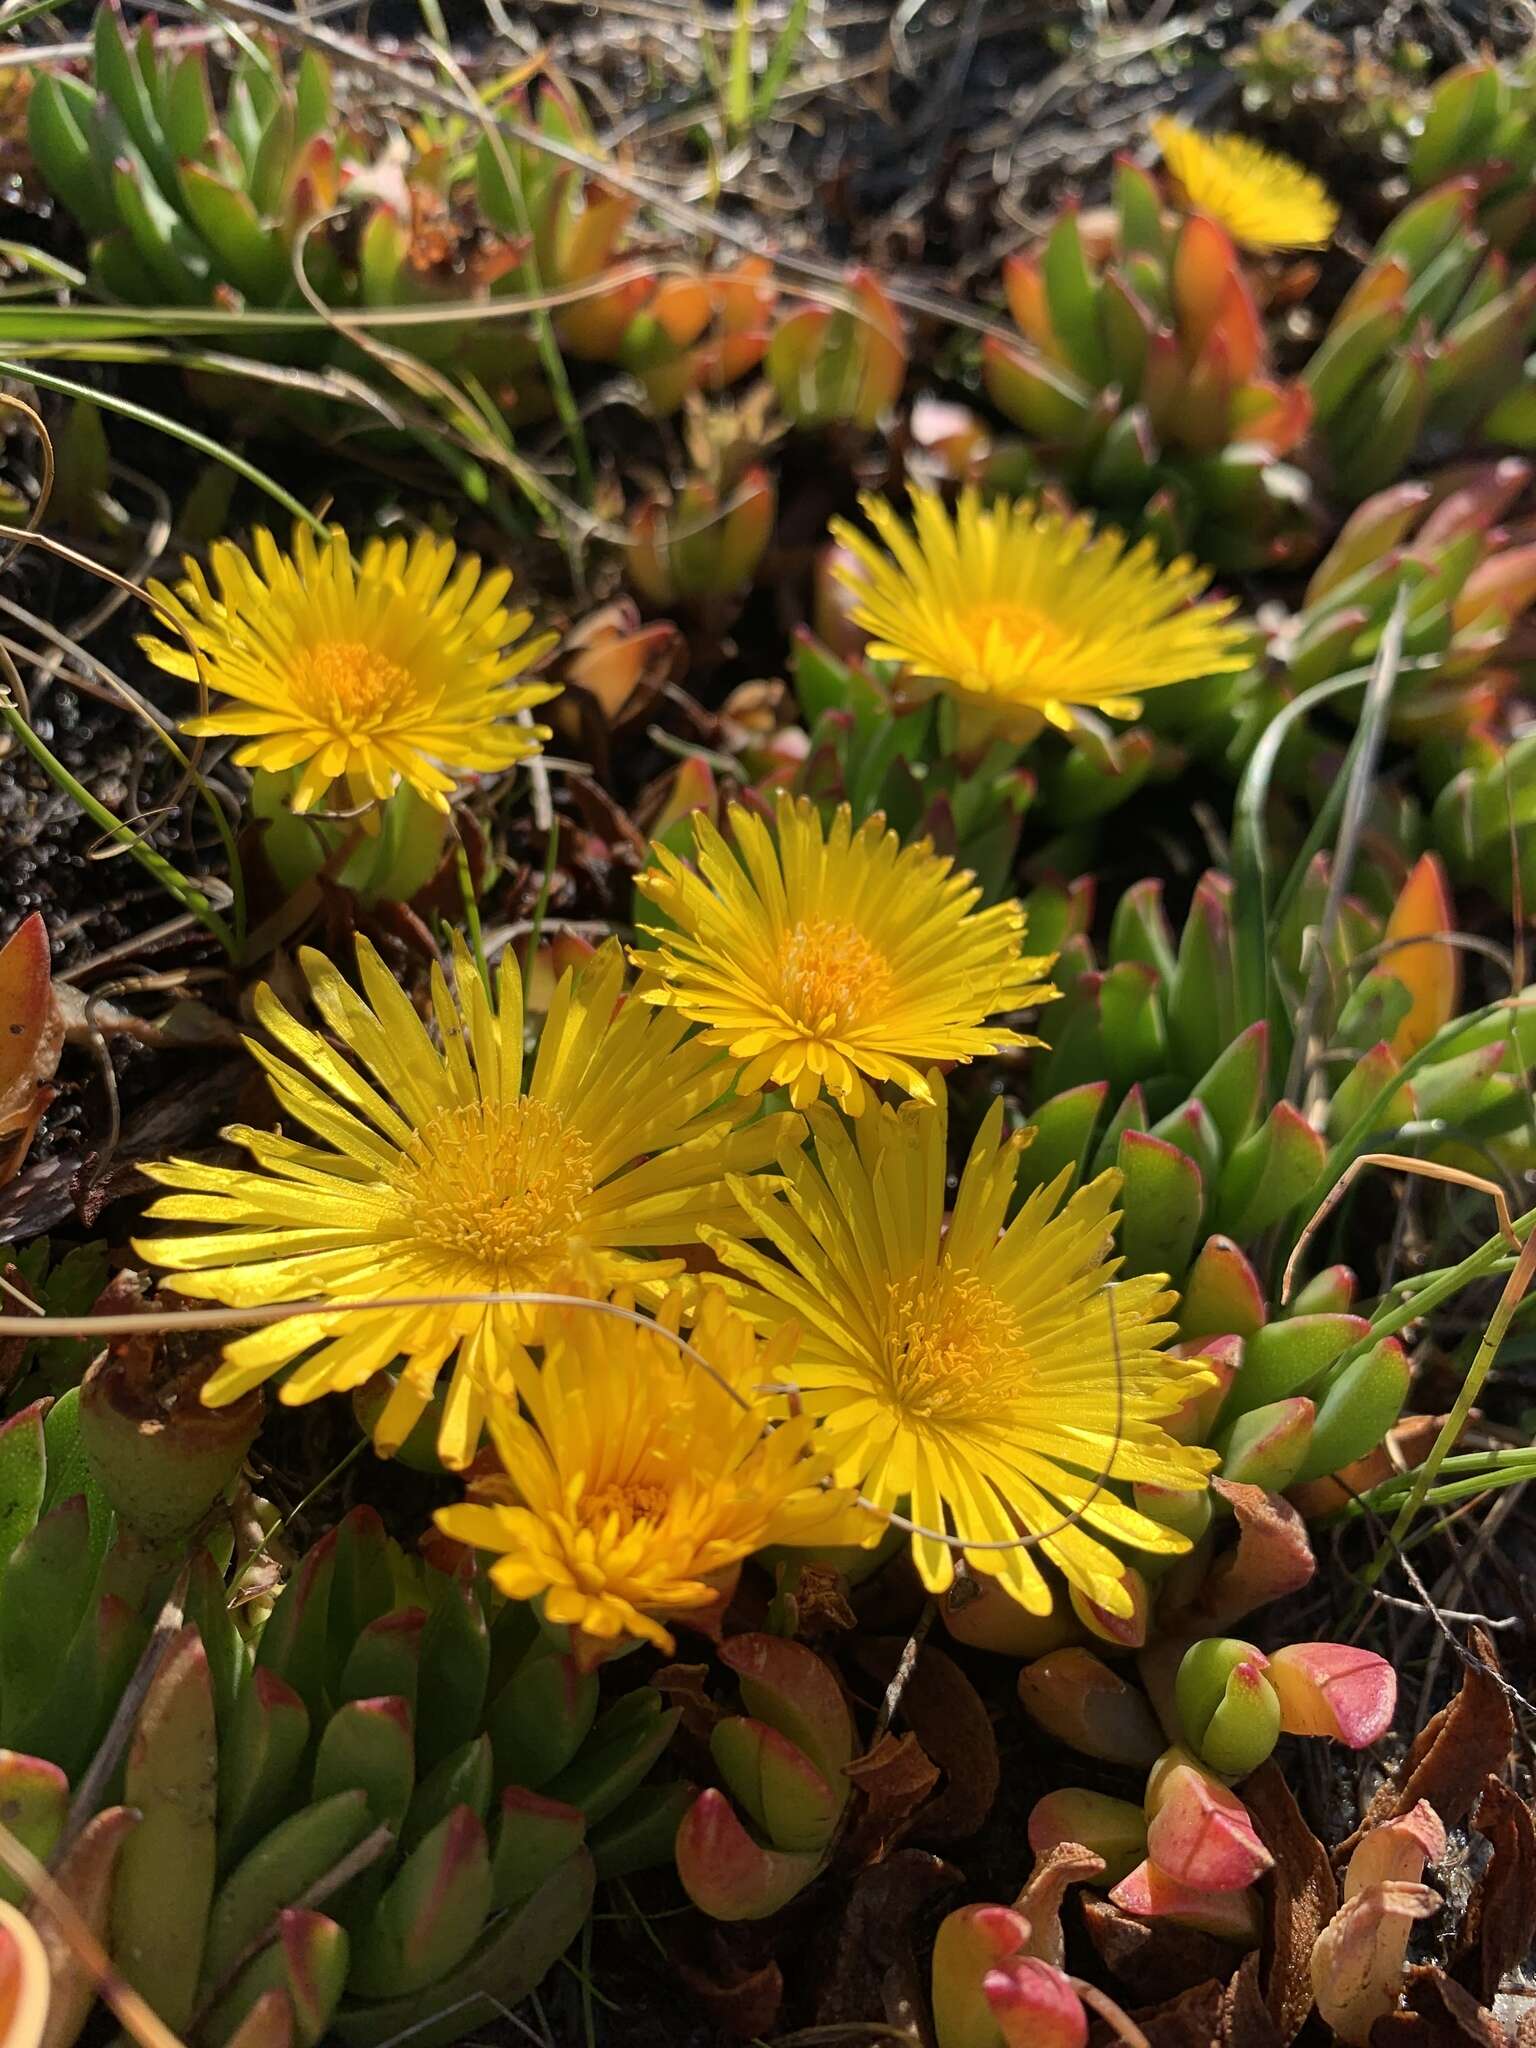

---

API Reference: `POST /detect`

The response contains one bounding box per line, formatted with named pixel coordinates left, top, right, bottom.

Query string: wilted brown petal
left=1451, top=1776, right=1536, bottom=2008
left=1340, top=1630, right=1515, bottom=1857
left=1243, top=1761, right=1339, bottom=2043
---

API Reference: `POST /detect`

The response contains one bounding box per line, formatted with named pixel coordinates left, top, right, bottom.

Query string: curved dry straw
left=0, top=1283, right=1133, bottom=1563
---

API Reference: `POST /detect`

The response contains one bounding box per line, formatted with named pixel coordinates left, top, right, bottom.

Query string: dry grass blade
left=0, top=1821, right=184, bottom=2048
left=1283, top=1152, right=1522, bottom=1306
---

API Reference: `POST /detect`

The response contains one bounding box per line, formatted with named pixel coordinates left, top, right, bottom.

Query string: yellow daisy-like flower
left=634, top=793, right=1058, bottom=1115
left=135, top=938, right=798, bottom=1469
left=829, top=488, right=1249, bottom=747
left=437, top=1287, right=879, bottom=1656
left=709, top=1085, right=1216, bottom=1618
left=140, top=524, right=560, bottom=815
left=1150, top=116, right=1338, bottom=252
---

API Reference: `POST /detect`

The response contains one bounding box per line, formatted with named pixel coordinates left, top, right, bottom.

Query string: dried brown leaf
left=676, top=1948, right=783, bottom=2039
left=1369, top=1964, right=1505, bottom=2047
left=1243, top=1760, right=1337, bottom=2043
left=1220, top=1951, right=1284, bottom=2048
left=1343, top=1630, right=1515, bottom=1857
left=1017, top=1841, right=1105, bottom=1969
left=1452, top=1776, right=1536, bottom=2006
left=842, top=1732, right=942, bottom=1861
left=651, top=1663, right=720, bottom=1745
left=781, top=1561, right=858, bottom=1638
left=1081, top=1894, right=1245, bottom=2006
left=814, top=1848, right=956, bottom=2027
left=1127, top=1976, right=1224, bottom=2048
left=853, top=1640, right=1000, bottom=1840
left=1163, top=1482, right=1314, bottom=1633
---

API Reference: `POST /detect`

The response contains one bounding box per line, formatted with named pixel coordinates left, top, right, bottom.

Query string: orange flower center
left=958, top=601, right=1070, bottom=681
left=391, top=1097, right=593, bottom=1287
left=580, top=1480, right=671, bottom=1532
left=879, top=1265, right=1023, bottom=1419
left=774, top=917, right=893, bottom=1036
left=298, top=639, right=417, bottom=729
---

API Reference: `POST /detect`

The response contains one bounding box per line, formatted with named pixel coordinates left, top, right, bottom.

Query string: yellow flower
left=437, top=1287, right=879, bottom=1656
left=135, top=939, right=798, bottom=1468
left=709, top=1085, right=1215, bottom=1618
left=140, top=524, right=560, bottom=815
left=634, top=794, right=1057, bottom=1115
left=1151, top=116, right=1338, bottom=252
left=830, top=488, right=1248, bottom=746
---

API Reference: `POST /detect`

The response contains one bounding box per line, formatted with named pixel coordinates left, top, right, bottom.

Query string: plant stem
left=1357, top=1227, right=1536, bottom=1595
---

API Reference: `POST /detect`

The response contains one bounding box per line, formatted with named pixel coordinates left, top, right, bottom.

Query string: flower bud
left=1144, top=1753, right=1273, bottom=1893
left=1109, top=1860, right=1263, bottom=1944
left=1028, top=1790, right=1147, bottom=1888
left=1175, top=1638, right=1281, bottom=1777
left=1267, top=1642, right=1396, bottom=1748
left=1017, top=1650, right=1163, bottom=1767
left=931, top=1904, right=1030, bottom=2048
left=982, top=1958, right=1089, bottom=2048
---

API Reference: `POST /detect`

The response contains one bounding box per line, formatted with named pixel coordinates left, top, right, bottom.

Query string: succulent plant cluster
left=981, top=162, right=1315, bottom=570
left=0, top=1309, right=682, bottom=2048
left=1304, top=177, right=1536, bottom=499
left=9, top=15, right=1536, bottom=2048
left=28, top=11, right=345, bottom=320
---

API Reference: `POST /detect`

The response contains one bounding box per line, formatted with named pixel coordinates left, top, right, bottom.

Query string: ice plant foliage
left=1150, top=116, right=1339, bottom=250
left=438, top=1289, right=874, bottom=1655
left=711, top=1085, right=1215, bottom=1617
left=829, top=488, right=1248, bottom=745
left=137, top=940, right=796, bottom=1466
left=634, top=794, right=1058, bottom=1114
left=140, top=525, right=560, bottom=814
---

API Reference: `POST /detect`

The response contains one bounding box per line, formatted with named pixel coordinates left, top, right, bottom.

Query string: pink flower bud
left=1267, top=1642, right=1396, bottom=1747
left=1144, top=1759, right=1273, bottom=1893
left=1109, top=1860, right=1263, bottom=1944
left=931, top=1905, right=1030, bottom=2048
left=982, top=1958, right=1089, bottom=2048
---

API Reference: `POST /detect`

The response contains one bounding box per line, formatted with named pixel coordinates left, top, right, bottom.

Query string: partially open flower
left=1150, top=117, right=1338, bottom=251
left=437, top=1289, right=876, bottom=1655
left=829, top=488, right=1248, bottom=746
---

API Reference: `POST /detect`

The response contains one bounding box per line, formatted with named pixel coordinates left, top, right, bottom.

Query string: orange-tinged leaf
left=1384, top=853, right=1460, bottom=1059
left=1172, top=214, right=1241, bottom=356
left=652, top=277, right=712, bottom=348
left=0, top=914, right=62, bottom=1184
left=1213, top=270, right=1263, bottom=383
left=1003, top=252, right=1061, bottom=356
left=712, top=256, right=776, bottom=332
